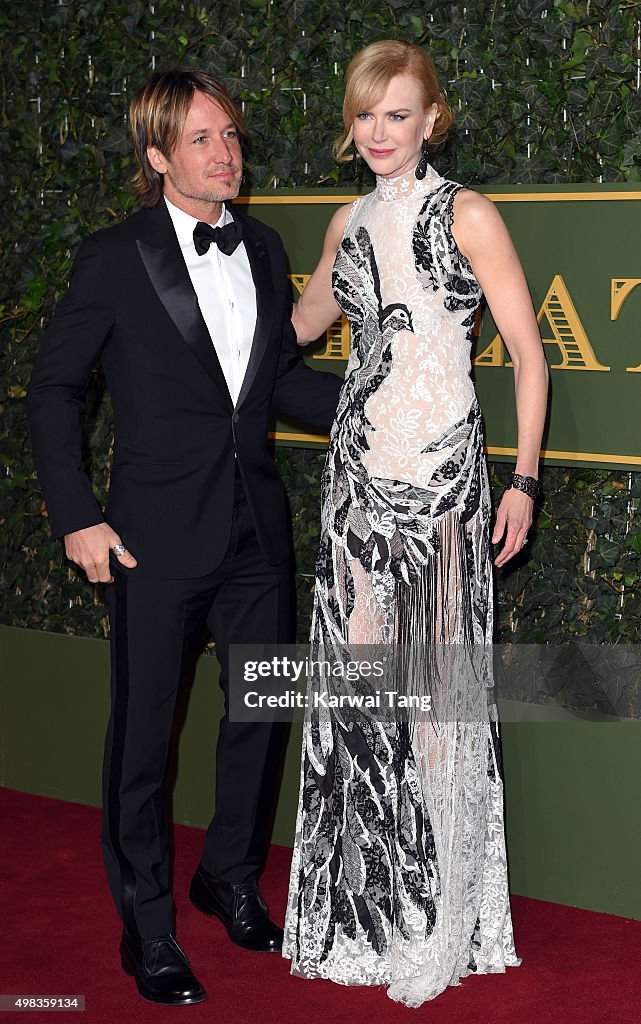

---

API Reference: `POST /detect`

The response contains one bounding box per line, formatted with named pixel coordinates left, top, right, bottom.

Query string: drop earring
left=415, top=139, right=430, bottom=180
left=351, top=147, right=359, bottom=180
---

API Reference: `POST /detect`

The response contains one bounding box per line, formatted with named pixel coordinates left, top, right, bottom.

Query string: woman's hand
left=491, top=486, right=534, bottom=566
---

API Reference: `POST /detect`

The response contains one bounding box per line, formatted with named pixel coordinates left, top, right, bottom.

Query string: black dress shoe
left=120, top=932, right=206, bottom=1005
left=189, top=865, right=283, bottom=952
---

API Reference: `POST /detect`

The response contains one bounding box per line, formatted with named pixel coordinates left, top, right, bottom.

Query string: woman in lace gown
left=282, top=41, right=548, bottom=1007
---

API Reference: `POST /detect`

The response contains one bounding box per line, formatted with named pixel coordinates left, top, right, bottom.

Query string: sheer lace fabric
left=283, top=165, right=520, bottom=1007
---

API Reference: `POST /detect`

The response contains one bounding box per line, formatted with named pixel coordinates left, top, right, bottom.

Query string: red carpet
left=2, top=787, right=640, bottom=1023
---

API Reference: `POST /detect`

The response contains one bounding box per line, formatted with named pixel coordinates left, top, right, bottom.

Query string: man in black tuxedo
left=28, top=67, right=341, bottom=1006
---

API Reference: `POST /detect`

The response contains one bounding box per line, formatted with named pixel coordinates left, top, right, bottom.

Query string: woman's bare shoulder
left=320, top=202, right=354, bottom=257
left=451, top=187, right=510, bottom=256
left=453, top=186, right=497, bottom=219
left=327, top=202, right=353, bottom=236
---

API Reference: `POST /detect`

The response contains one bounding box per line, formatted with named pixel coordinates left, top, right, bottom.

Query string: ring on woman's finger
left=112, top=543, right=126, bottom=557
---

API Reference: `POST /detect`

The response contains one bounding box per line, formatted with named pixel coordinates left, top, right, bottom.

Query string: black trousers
left=101, top=477, right=294, bottom=939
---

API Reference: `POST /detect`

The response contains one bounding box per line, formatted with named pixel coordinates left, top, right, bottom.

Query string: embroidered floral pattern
left=283, top=165, right=519, bottom=1007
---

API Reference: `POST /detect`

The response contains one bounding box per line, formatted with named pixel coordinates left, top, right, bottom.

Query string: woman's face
left=352, top=72, right=437, bottom=179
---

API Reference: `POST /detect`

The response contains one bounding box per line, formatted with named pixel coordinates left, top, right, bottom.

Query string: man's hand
left=64, top=523, right=137, bottom=583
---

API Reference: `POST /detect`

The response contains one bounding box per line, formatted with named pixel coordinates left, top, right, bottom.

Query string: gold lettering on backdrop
left=472, top=332, right=505, bottom=366
left=473, top=276, right=609, bottom=371
left=611, top=278, right=641, bottom=319
left=288, top=273, right=350, bottom=361
left=312, top=317, right=351, bottom=361
left=289, top=274, right=310, bottom=297
left=537, top=275, right=609, bottom=371
left=611, top=279, right=641, bottom=372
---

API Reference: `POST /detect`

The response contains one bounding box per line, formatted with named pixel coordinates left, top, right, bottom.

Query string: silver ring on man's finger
left=112, top=543, right=126, bottom=557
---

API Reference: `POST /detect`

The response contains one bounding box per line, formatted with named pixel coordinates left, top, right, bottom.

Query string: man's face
left=148, top=90, right=243, bottom=218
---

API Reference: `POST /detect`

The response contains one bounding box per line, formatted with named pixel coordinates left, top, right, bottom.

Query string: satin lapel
left=135, top=207, right=232, bottom=406
left=234, top=209, right=276, bottom=410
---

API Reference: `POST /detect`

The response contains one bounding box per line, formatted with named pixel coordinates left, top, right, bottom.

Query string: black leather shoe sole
left=121, top=948, right=206, bottom=1005
left=189, top=885, right=282, bottom=953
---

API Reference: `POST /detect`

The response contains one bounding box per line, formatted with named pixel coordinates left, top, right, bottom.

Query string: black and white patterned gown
left=282, top=165, right=520, bottom=1007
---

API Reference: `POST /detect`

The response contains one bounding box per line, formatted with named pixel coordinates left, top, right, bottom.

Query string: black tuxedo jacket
left=28, top=201, right=341, bottom=578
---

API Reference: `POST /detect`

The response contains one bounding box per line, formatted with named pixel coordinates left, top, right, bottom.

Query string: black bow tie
left=193, top=218, right=243, bottom=256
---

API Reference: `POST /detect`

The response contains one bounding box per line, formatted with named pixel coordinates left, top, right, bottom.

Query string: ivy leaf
left=591, top=538, right=622, bottom=568
left=626, top=532, right=641, bottom=554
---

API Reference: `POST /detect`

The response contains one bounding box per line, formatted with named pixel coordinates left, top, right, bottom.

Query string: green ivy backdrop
left=1, top=1, right=640, bottom=715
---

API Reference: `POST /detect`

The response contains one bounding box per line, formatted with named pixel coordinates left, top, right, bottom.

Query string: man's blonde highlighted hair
left=129, top=67, right=244, bottom=206
left=334, top=40, right=453, bottom=162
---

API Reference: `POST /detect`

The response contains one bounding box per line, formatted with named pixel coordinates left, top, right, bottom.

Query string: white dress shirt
left=164, top=196, right=257, bottom=406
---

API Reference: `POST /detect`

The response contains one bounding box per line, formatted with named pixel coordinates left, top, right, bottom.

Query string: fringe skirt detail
left=283, top=403, right=520, bottom=1006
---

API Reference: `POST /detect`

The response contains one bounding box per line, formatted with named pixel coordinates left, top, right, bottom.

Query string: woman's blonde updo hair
left=334, top=39, right=453, bottom=162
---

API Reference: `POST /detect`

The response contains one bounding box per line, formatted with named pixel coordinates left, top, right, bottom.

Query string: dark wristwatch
left=507, top=472, right=540, bottom=499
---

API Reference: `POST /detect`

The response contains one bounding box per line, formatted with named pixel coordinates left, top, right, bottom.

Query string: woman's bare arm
left=292, top=203, right=352, bottom=345
left=452, top=190, right=549, bottom=566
